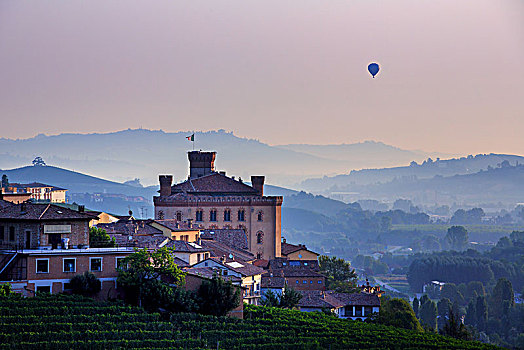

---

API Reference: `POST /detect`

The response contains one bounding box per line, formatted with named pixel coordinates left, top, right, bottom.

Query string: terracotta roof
left=297, top=290, right=344, bottom=309
left=200, top=239, right=255, bottom=262
left=326, top=291, right=381, bottom=306
left=253, top=259, right=269, bottom=268
left=261, top=275, right=286, bottom=289
left=173, top=257, right=190, bottom=267
left=163, top=240, right=210, bottom=253
left=109, top=234, right=169, bottom=249
left=171, top=173, right=259, bottom=195
left=0, top=199, right=13, bottom=209
left=281, top=242, right=318, bottom=256
left=97, top=221, right=163, bottom=236
left=184, top=267, right=242, bottom=283
left=154, top=219, right=199, bottom=231
left=0, top=203, right=93, bottom=221
left=200, top=229, right=249, bottom=250
left=202, top=257, right=265, bottom=277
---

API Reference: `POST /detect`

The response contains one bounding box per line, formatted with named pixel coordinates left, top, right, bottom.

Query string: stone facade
left=154, top=151, right=283, bottom=260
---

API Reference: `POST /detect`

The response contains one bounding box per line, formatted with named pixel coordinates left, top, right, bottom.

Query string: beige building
left=1, top=182, right=67, bottom=203
left=154, top=151, right=283, bottom=260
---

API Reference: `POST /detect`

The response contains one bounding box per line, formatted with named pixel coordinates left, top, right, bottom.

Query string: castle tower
left=188, top=151, right=216, bottom=179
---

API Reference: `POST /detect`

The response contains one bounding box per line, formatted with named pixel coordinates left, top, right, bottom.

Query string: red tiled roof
left=202, top=257, right=265, bottom=277
left=200, top=229, right=249, bottom=250
left=98, top=221, right=163, bottom=236
left=325, top=291, right=381, bottom=306
left=0, top=199, right=13, bottom=209
left=171, top=173, right=258, bottom=195
left=184, top=267, right=242, bottom=283
left=200, top=240, right=255, bottom=262
left=297, top=290, right=344, bottom=309
left=0, top=203, right=93, bottom=221
left=281, top=242, right=318, bottom=256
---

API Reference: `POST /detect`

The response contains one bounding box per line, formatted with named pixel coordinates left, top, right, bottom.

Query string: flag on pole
left=186, top=134, right=194, bottom=141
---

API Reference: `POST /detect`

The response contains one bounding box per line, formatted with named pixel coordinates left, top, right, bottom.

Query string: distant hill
left=0, top=165, right=156, bottom=197
left=307, top=162, right=524, bottom=208
left=301, top=153, right=524, bottom=191
left=0, top=129, right=437, bottom=187
left=278, top=141, right=447, bottom=169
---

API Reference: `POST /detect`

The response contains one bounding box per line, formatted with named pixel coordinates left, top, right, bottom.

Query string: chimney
left=159, top=175, right=173, bottom=197
left=187, top=218, right=193, bottom=229
left=188, top=151, right=216, bottom=179
left=251, top=176, right=265, bottom=196
left=282, top=238, right=287, bottom=244
left=78, top=205, right=85, bottom=213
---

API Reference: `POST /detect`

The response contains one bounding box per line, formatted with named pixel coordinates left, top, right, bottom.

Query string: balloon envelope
left=368, top=63, right=379, bottom=78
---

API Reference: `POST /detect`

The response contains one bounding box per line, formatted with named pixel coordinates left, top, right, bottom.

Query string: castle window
left=238, top=209, right=245, bottom=222
left=257, top=211, right=263, bottom=222
left=256, top=231, right=264, bottom=244
left=210, top=210, right=217, bottom=222
left=176, top=212, right=182, bottom=221
left=158, top=211, right=164, bottom=220
left=196, top=210, right=203, bottom=222
left=224, top=209, right=231, bottom=222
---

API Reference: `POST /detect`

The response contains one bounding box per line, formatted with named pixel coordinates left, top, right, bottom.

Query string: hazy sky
left=1, top=1, right=523, bottom=154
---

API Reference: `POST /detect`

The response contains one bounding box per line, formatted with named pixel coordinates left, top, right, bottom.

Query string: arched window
left=176, top=212, right=182, bottom=221
left=256, top=231, right=264, bottom=244
left=224, top=209, right=231, bottom=222
left=238, top=209, right=245, bottom=222
left=210, top=210, right=217, bottom=222
left=195, top=210, right=203, bottom=222
left=158, top=210, right=164, bottom=220
left=257, top=211, right=263, bottom=222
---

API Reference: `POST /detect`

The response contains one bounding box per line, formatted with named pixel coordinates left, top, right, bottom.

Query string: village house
left=281, top=239, right=319, bottom=261
left=297, top=290, right=381, bottom=320
left=154, top=151, right=283, bottom=260
left=1, top=179, right=67, bottom=204
left=191, top=256, right=265, bottom=305
left=0, top=202, right=133, bottom=297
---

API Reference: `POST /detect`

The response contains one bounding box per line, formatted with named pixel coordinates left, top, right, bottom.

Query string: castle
left=153, top=151, right=283, bottom=260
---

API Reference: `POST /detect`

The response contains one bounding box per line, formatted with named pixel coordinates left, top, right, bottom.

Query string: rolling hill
left=0, top=129, right=437, bottom=187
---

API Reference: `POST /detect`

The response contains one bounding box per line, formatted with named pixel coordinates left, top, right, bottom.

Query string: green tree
left=70, top=272, right=101, bottom=297
left=437, top=298, right=452, bottom=329
left=197, top=276, right=241, bottom=316
left=89, top=227, right=115, bottom=248
left=412, top=297, right=420, bottom=318
left=261, top=290, right=280, bottom=307
left=445, top=226, right=468, bottom=251
left=0, top=283, right=13, bottom=297
left=464, top=299, right=476, bottom=326
left=440, top=283, right=465, bottom=305
left=419, top=297, right=438, bottom=331
left=377, top=297, right=423, bottom=332
left=117, top=247, right=185, bottom=308
left=475, top=295, right=488, bottom=331
left=319, top=255, right=357, bottom=292
left=279, top=285, right=302, bottom=309
left=440, top=308, right=472, bottom=340
left=489, top=278, right=514, bottom=319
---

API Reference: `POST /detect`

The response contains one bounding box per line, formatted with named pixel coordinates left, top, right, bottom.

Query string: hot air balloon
left=368, top=63, right=380, bottom=78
